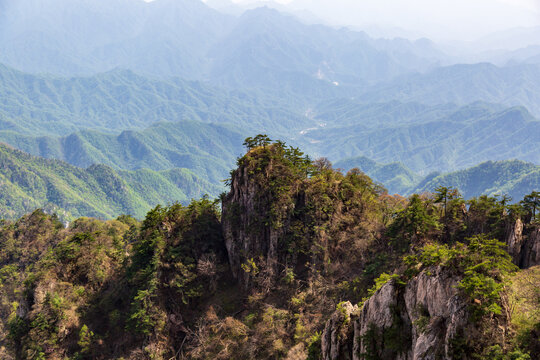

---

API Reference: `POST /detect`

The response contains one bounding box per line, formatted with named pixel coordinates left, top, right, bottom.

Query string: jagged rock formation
left=505, top=219, right=540, bottom=268
left=321, top=302, right=358, bottom=360
left=322, top=267, right=479, bottom=360
left=506, top=219, right=524, bottom=264
left=221, top=144, right=381, bottom=291
left=521, top=227, right=540, bottom=268
left=221, top=155, right=294, bottom=290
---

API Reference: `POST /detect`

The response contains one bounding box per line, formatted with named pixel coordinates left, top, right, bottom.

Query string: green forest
left=0, top=138, right=538, bottom=359
left=0, top=1, right=539, bottom=359
left=0, top=144, right=221, bottom=221
left=1, top=140, right=539, bottom=223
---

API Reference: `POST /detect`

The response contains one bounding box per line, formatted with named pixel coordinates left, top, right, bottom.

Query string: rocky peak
left=221, top=142, right=382, bottom=292
left=221, top=145, right=304, bottom=290
left=321, top=267, right=480, bottom=360
left=505, top=219, right=540, bottom=268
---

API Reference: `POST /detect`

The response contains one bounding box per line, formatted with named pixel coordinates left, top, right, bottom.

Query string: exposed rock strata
left=505, top=220, right=540, bottom=268
left=322, top=267, right=474, bottom=360
left=222, top=163, right=293, bottom=290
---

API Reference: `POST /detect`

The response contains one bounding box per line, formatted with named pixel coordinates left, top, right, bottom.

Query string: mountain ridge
left=0, top=142, right=222, bottom=221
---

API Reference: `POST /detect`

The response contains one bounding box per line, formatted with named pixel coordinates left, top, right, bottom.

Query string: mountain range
left=0, top=0, right=538, bottom=219
left=1, top=142, right=538, bottom=221
left=0, top=143, right=221, bottom=221
left=336, top=155, right=540, bottom=201
left=0, top=120, right=244, bottom=183
left=1, top=62, right=540, bottom=176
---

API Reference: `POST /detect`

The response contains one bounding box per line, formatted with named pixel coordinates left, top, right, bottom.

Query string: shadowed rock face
left=221, top=159, right=296, bottom=291
left=521, top=227, right=540, bottom=268
left=506, top=218, right=524, bottom=264
left=322, top=301, right=358, bottom=360
left=505, top=219, right=540, bottom=268
left=322, top=267, right=477, bottom=360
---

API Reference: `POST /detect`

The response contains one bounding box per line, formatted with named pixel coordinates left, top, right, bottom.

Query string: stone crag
left=505, top=219, right=540, bottom=268
left=321, top=267, right=482, bottom=360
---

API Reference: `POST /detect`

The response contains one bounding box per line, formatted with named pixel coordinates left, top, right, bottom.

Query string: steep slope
left=305, top=104, right=540, bottom=173
left=0, top=120, right=245, bottom=182
left=0, top=64, right=312, bottom=136
left=0, top=144, right=221, bottom=220
left=412, top=160, right=540, bottom=200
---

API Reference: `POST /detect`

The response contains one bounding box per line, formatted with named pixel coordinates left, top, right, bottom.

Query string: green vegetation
left=404, top=236, right=518, bottom=318
left=0, top=1, right=539, bottom=357
left=0, top=120, right=245, bottom=183
left=0, top=137, right=538, bottom=359
left=335, top=157, right=540, bottom=203
left=413, top=160, right=540, bottom=201
left=0, top=62, right=539, bottom=201
left=0, top=143, right=221, bottom=221
left=334, top=156, right=421, bottom=194
left=306, top=102, right=540, bottom=175
left=0, top=64, right=311, bottom=137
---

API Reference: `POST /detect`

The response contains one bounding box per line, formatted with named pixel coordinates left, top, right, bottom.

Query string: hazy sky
left=229, top=0, right=540, bottom=42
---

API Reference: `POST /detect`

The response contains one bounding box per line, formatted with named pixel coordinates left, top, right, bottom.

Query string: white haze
left=224, top=0, right=540, bottom=47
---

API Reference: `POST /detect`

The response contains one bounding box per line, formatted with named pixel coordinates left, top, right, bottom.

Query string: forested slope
left=0, top=120, right=245, bottom=182
left=334, top=156, right=540, bottom=200
left=0, top=139, right=537, bottom=360
left=0, top=143, right=221, bottom=221
left=0, top=64, right=313, bottom=137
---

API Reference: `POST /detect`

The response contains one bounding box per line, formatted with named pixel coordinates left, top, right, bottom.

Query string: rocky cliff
left=505, top=219, right=540, bottom=268
left=221, top=143, right=382, bottom=292
left=221, top=148, right=298, bottom=290
left=321, top=267, right=481, bottom=360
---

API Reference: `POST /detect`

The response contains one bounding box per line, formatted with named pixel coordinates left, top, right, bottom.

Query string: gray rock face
left=322, top=267, right=472, bottom=360
left=322, top=301, right=358, bottom=360
left=505, top=220, right=540, bottom=268
left=221, top=164, right=291, bottom=290
left=506, top=218, right=524, bottom=264
left=521, top=227, right=540, bottom=268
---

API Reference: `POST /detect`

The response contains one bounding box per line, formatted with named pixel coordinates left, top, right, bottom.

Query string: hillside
left=1, top=140, right=538, bottom=224
left=336, top=156, right=540, bottom=200
left=304, top=102, right=540, bottom=173
left=0, top=140, right=537, bottom=359
left=359, top=63, right=540, bottom=117
left=0, top=120, right=245, bottom=182
left=2, top=61, right=540, bottom=181
left=0, top=64, right=312, bottom=137
left=0, top=143, right=221, bottom=221
left=334, top=156, right=421, bottom=194
left=413, top=160, right=540, bottom=200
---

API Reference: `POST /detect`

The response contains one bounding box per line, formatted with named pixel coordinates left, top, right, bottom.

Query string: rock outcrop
left=322, top=267, right=476, bottom=360
left=506, top=218, right=524, bottom=264
left=505, top=220, right=540, bottom=268
left=221, top=155, right=296, bottom=290
left=321, top=301, right=358, bottom=360
left=521, top=227, right=540, bottom=268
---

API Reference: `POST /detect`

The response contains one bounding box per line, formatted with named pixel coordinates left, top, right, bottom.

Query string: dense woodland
left=0, top=1, right=539, bottom=209
left=0, top=1, right=539, bottom=359
left=0, top=137, right=538, bottom=359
